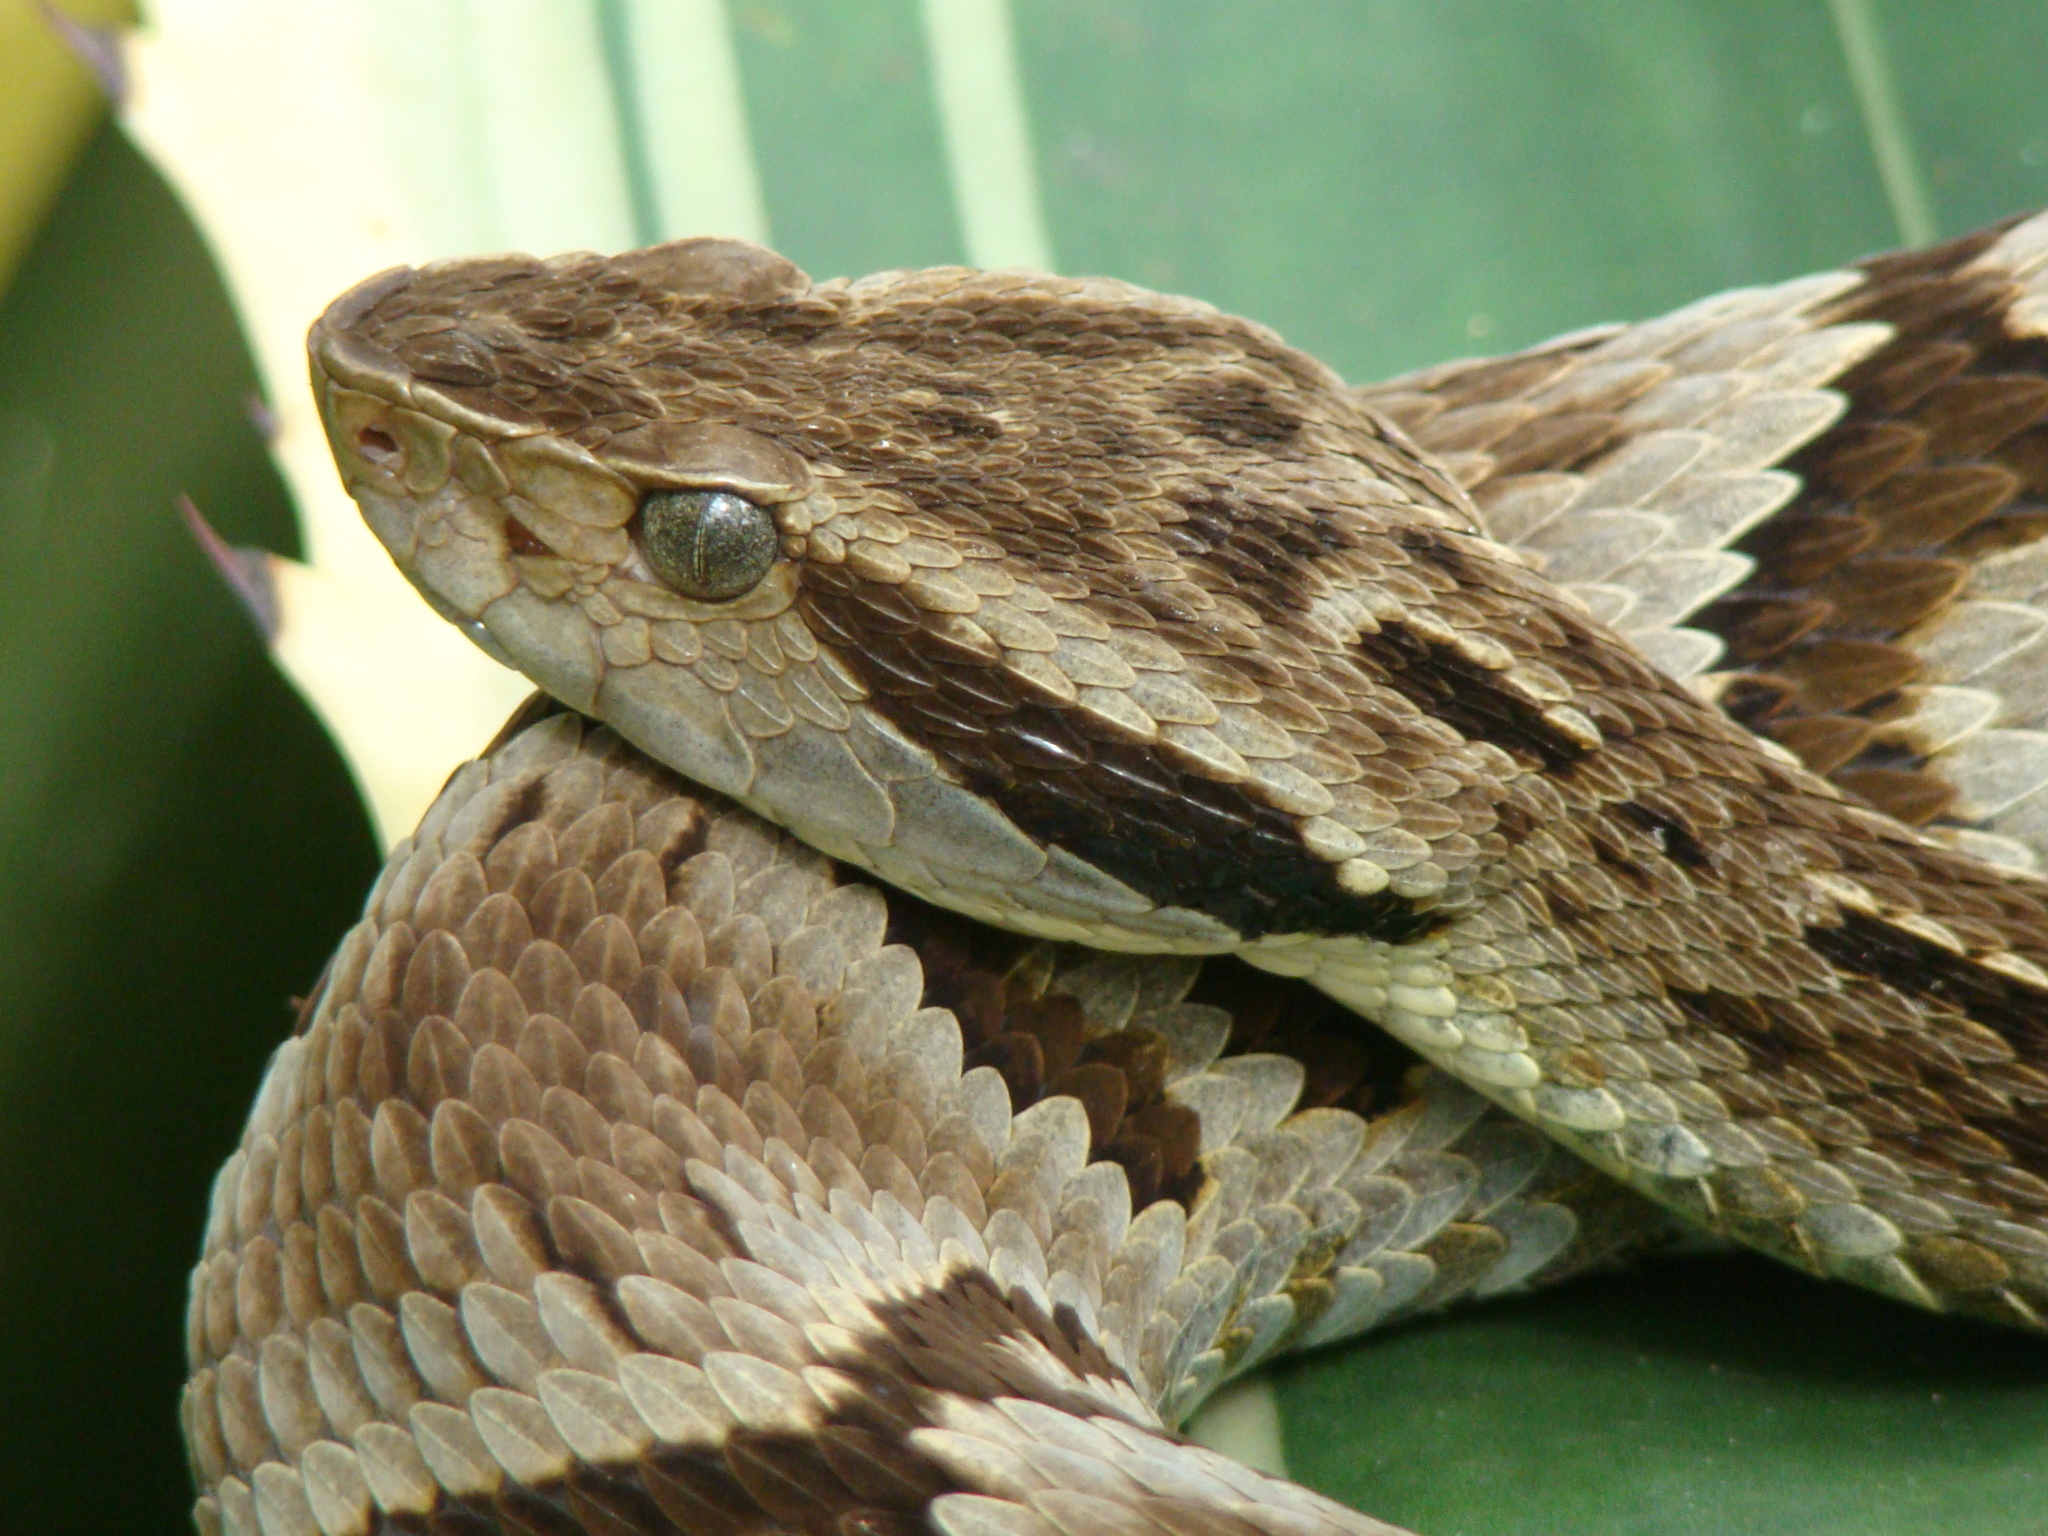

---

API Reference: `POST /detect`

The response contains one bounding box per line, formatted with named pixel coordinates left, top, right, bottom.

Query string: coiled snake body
left=186, top=213, right=2048, bottom=1536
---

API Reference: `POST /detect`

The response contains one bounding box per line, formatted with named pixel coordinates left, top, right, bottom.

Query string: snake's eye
left=639, top=489, right=778, bottom=600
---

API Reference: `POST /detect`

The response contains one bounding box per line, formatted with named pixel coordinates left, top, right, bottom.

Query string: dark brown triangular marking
left=1808, top=909, right=2048, bottom=1059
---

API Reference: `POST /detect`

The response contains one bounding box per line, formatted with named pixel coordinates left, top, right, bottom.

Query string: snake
left=183, top=211, right=2048, bottom=1536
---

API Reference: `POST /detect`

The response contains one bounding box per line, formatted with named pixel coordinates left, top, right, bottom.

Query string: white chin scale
left=595, top=660, right=1240, bottom=953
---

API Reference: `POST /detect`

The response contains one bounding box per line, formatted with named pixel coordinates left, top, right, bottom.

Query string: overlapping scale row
left=1286, top=721, right=2048, bottom=1326
left=1369, top=211, right=2048, bottom=871
left=184, top=709, right=1660, bottom=1536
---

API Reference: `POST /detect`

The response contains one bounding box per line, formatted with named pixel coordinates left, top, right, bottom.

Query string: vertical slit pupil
left=640, top=489, right=778, bottom=600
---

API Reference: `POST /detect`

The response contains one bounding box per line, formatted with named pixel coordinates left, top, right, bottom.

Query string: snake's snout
left=308, top=268, right=541, bottom=627
left=307, top=263, right=415, bottom=398
left=307, top=268, right=439, bottom=519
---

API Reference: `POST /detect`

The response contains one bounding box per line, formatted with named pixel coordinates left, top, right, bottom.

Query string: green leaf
left=0, top=123, right=379, bottom=1533
left=1273, top=1254, right=2048, bottom=1536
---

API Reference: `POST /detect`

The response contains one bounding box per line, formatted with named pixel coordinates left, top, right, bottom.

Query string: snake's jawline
left=794, top=601, right=1456, bottom=941
left=972, top=767, right=1450, bottom=944
left=498, top=685, right=1432, bottom=944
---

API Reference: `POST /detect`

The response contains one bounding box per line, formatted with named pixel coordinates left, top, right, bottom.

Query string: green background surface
left=6, top=4, right=2048, bottom=1533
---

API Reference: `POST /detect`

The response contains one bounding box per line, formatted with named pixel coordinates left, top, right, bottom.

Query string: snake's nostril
left=357, top=425, right=400, bottom=464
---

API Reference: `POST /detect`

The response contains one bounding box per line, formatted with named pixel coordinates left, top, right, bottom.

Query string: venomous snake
left=184, top=212, right=2048, bottom=1536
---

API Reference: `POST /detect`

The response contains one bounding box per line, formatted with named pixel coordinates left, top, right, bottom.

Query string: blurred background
left=6, top=3, right=2048, bottom=1532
